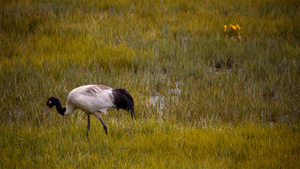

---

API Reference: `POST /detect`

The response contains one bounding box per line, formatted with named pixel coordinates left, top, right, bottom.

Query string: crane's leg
left=99, top=118, right=108, bottom=135
left=87, top=114, right=90, bottom=137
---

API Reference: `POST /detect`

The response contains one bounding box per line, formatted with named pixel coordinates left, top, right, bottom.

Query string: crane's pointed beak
left=44, top=106, right=51, bottom=118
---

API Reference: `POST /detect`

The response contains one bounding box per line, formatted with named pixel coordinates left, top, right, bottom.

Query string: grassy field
left=1, top=0, right=299, bottom=168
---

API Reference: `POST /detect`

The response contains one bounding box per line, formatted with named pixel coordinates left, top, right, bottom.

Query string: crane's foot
left=103, top=125, right=108, bottom=135
left=99, top=117, right=108, bottom=135
left=86, top=115, right=90, bottom=137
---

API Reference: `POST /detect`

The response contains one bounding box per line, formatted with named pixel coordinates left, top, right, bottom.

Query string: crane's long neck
left=54, top=98, right=66, bottom=116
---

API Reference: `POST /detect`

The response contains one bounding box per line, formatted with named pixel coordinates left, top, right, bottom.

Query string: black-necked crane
left=44, top=85, right=134, bottom=137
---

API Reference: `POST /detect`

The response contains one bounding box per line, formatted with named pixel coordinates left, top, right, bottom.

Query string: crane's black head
left=46, top=97, right=57, bottom=108
left=44, top=97, right=61, bottom=117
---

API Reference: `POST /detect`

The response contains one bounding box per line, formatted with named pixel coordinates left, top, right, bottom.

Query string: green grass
left=1, top=0, right=300, bottom=168
left=1, top=119, right=299, bottom=168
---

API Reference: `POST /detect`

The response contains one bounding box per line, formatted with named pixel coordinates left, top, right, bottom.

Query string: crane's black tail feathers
left=112, top=88, right=134, bottom=117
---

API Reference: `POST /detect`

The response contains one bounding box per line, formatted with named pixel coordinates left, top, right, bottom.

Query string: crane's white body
left=65, top=85, right=115, bottom=118
left=45, top=84, right=134, bottom=136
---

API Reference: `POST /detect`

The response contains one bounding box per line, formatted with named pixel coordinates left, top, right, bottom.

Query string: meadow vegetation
left=1, top=0, right=299, bottom=168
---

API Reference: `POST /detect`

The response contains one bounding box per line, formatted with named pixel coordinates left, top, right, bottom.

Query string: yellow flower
left=232, top=25, right=236, bottom=30
left=224, top=25, right=228, bottom=32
